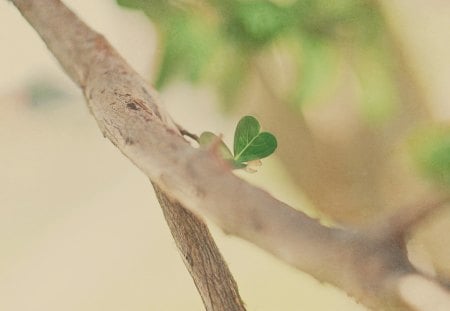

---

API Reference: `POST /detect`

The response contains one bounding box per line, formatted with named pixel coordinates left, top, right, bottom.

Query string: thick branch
left=9, top=1, right=245, bottom=310
left=9, top=0, right=450, bottom=310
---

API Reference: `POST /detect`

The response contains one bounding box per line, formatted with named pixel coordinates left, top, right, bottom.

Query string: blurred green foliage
left=117, top=0, right=397, bottom=117
left=410, top=126, right=450, bottom=185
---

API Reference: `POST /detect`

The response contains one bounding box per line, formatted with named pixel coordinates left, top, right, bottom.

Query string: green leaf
left=116, top=0, right=173, bottom=22
left=199, top=131, right=234, bottom=161
left=224, top=1, right=293, bottom=48
left=209, top=46, right=250, bottom=111
left=292, top=34, right=338, bottom=107
left=233, top=116, right=277, bottom=163
left=155, top=15, right=219, bottom=89
left=410, top=127, right=450, bottom=185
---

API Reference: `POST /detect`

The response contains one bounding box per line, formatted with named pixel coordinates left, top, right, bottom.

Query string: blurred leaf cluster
left=116, top=0, right=397, bottom=116
left=410, top=126, right=450, bottom=186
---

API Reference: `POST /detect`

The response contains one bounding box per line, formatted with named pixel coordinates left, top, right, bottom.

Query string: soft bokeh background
left=1, top=1, right=450, bottom=310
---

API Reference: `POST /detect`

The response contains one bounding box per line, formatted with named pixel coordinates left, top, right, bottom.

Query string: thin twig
left=177, top=123, right=199, bottom=142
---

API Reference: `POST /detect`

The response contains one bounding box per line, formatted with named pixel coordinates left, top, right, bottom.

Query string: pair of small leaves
left=199, top=116, right=277, bottom=171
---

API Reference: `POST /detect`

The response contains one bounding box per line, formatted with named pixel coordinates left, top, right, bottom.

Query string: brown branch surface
left=153, top=183, right=245, bottom=310
left=9, top=0, right=246, bottom=310
left=9, top=0, right=450, bottom=310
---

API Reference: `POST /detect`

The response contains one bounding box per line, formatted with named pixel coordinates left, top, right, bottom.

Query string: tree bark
left=8, top=0, right=450, bottom=310
left=153, top=183, right=245, bottom=310
left=10, top=0, right=246, bottom=310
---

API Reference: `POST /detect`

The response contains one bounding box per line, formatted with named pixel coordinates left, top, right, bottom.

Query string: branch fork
left=9, top=0, right=450, bottom=310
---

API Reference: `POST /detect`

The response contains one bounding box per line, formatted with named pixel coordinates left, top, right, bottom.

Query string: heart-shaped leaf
left=199, top=131, right=234, bottom=161
left=233, top=116, right=277, bottom=163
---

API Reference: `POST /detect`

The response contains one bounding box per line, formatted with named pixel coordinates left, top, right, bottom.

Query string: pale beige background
left=1, top=1, right=449, bottom=310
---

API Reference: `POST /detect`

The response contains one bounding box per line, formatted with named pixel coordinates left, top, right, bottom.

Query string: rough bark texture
left=153, top=183, right=245, bottom=311
left=9, top=0, right=246, bottom=310
left=8, top=0, right=450, bottom=310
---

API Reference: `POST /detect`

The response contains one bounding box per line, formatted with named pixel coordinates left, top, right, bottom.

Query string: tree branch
left=9, top=0, right=450, bottom=310
left=153, top=183, right=245, bottom=310
left=372, top=195, right=450, bottom=240
left=10, top=1, right=245, bottom=310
